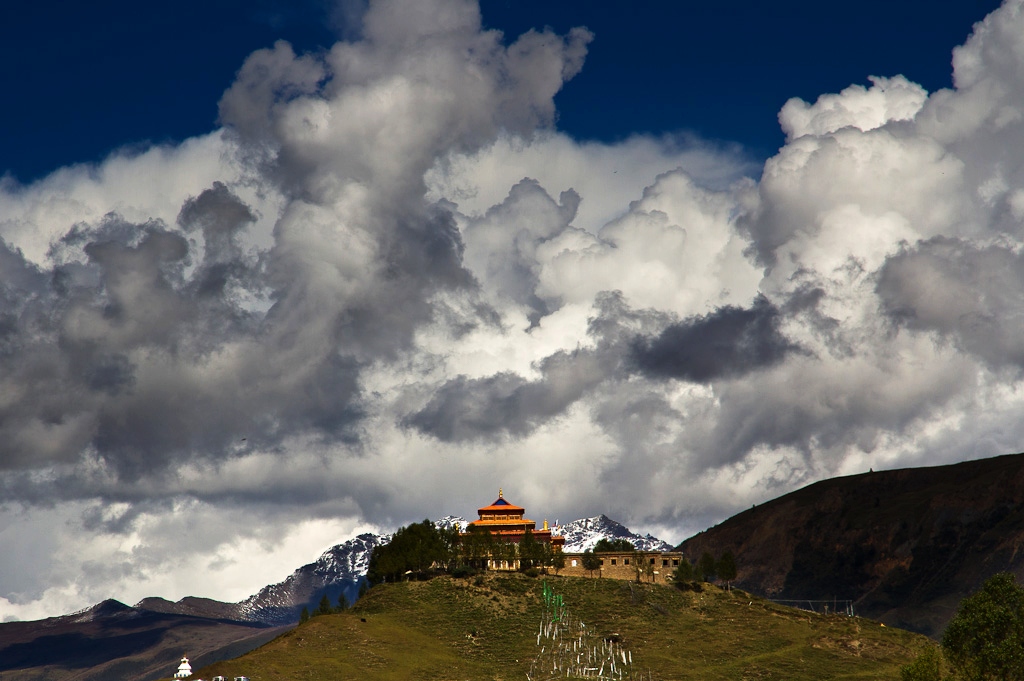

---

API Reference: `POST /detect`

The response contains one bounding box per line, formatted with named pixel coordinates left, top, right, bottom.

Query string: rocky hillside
left=678, top=452, right=1024, bottom=637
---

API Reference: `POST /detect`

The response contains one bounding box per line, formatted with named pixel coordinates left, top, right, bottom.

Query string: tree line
left=365, top=521, right=740, bottom=590
left=671, top=551, right=738, bottom=589
left=366, top=519, right=567, bottom=584
left=299, top=583, right=368, bottom=623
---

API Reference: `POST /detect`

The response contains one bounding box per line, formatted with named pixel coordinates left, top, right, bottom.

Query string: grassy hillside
left=195, top=573, right=933, bottom=680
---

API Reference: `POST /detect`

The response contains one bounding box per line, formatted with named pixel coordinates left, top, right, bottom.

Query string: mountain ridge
left=0, top=600, right=287, bottom=681
left=677, top=452, right=1024, bottom=637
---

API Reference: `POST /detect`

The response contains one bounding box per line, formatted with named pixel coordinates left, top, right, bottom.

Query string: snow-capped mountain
left=236, top=531, right=388, bottom=624
left=556, top=515, right=673, bottom=553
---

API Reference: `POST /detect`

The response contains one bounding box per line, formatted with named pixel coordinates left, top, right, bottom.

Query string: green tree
left=717, top=551, right=738, bottom=590
left=357, top=579, right=369, bottom=600
left=632, top=551, right=644, bottom=583
left=698, top=552, right=717, bottom=582
left=367, top=519, right=451, bottom=583
left=672, top=558, right=694, bottom=587
left=336, top=592, right=349, bottom=612
left=642, top=555, right=656, bottom=583
left=486, top=538, right=517, bottom=570
left=437, top=524, right=462, bottom=570
left=519, top=529, right=541, bottom=570
left=315, top=594, right=332, bottom=617
left=460, top=525, right=494, bottom=569
left=900, top=646, right=944, bottom=681
left=593, top=537, right=634, bottom=553
left=538, top=540, right=554, bottom=570
left=551, top=548, right=566, bottom=575
left=299, top=606, right=310, bottom=624
left=581, top=549, right=601, bottom=578
left=942, top=572, right=1024, bottom=681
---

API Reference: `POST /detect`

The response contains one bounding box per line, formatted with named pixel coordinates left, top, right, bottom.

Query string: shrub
left=593, top=538, right=635, bottom=552
left=942, top=572, right=1024, bottom=681
left=451, top=565, right=479, bottom=579
left=899, top=646, right=943, bottom=681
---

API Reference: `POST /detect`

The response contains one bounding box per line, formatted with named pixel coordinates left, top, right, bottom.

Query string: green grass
left=196, top=574, right=934, bottom=680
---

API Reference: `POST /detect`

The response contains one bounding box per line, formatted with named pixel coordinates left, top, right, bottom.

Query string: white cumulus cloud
left=2, top=0, right=1024, bottom=622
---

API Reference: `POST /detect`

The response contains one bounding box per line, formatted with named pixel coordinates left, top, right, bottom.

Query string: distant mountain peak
left=67, top=599, right=135, bottom=624
left=234, top=531, right=389, bottom=625
left=558, top=515, right=673, bottom=553
left=435, top=515, right=468, bottom=531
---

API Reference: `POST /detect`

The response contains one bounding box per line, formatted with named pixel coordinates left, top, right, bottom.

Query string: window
left=611, top=559, right=617, bottom=566
left=673, top=559, right=679, bottom=566
left=624, top=558, right=630, bottom=565
left=650, top=558, right=655, bottom=565
left=600, top=559, right=605, bottom=566
left=662, top=559, right=669, bottom=567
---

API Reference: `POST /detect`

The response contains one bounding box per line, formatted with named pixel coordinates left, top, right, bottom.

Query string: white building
left=174, top=655, right=193, bottom=678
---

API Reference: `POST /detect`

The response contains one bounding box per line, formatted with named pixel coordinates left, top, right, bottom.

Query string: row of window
left=603, top=558, right=680, bottom=567
left=568, top=557, right=681, bottom=568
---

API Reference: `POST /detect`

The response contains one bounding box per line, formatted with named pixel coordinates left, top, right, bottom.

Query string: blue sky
left=0, top=0, right=1002, bottom=182
left=1, top=0, right=1023, bottom=621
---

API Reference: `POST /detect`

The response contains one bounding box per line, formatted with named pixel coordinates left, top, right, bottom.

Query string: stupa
left=173, top=655, right=193, bottom=678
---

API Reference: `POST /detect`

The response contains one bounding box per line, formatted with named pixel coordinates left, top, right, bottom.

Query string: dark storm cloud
left=629, top=295, right=800, bottom=382
left=404, top=347, right=609, bottom=442
left=877, top=236, right=1024, bottom=369
left=0, top=184, right=366, bottom=483
left=404, top=289, right=684, bottom=443
left=406, top=289, right=801, bottom=443
left=178, top=181, right=256, bottom=255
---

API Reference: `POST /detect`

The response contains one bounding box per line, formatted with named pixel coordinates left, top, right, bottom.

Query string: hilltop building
left=464, top=489, right=565, bottom=548
left=173, top=655, right=192, bottom=678
left=457, top=490, right=683, bottom=582
left=460, top=489, right=565, bottom=570
left=559, top=550, right=684, bottom=585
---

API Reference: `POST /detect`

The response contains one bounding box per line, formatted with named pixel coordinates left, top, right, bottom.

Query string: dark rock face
left=678, top=452, right=1024, bottom=637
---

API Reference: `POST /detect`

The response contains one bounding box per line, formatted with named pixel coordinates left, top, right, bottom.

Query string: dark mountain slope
left=134, top=596, right=241, bottom=620
left=678, top=452, right=1024, bottom=637
left=0, top=599, right=288, bottom=681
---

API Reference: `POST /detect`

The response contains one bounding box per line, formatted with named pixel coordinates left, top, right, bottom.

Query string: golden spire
left=499, top=487, right=503, bottom=498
